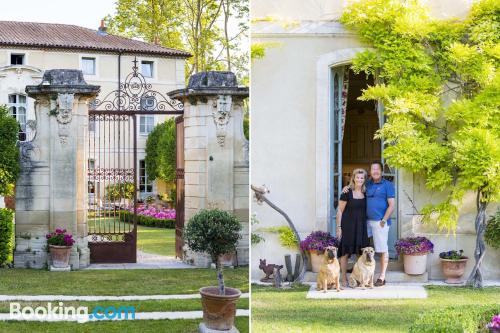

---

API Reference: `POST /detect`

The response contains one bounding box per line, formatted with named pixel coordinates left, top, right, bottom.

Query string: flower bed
left=119, top=206, right=176, bottom=228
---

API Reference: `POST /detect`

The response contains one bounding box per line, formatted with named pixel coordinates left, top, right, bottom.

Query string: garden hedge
left=119, top=210, right=175, bottom=229
left=0, top=208, right=14, bottom=266
left=409, top=304, right=500, bottom=333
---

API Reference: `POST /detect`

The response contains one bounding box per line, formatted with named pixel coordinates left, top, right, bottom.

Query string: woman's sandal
left=374, top=278, right=386, bottom=287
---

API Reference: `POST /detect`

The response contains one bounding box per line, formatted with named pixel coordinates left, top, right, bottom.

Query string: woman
left=336, top=168, right=370, bottom=287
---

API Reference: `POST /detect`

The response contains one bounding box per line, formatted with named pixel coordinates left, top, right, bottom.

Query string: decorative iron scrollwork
left=89, top=58, right=183, bottom=112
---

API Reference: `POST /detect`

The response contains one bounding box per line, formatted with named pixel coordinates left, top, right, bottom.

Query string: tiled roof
left=0, top=21, right=191, bottom=58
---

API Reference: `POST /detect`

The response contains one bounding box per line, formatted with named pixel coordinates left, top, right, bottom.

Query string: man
left=343, top=161, right=395, bottom=286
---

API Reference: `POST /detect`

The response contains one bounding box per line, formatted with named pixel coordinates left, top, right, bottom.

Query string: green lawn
left=89, top=217, right=175, bottom=257
left=251, top=284, right=500, bottom=333
left=0, top=268, right=249, bottom=295
left=137, top=225, right=175, bottom=257
left=0, top=317, right=249, bottom=333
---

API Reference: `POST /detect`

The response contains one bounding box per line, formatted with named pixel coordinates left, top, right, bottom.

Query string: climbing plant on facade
left=340, top=0, right=499, bottom=288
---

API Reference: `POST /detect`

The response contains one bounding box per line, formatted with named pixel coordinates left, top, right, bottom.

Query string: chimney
left=97, top=19, right=107, bottom=36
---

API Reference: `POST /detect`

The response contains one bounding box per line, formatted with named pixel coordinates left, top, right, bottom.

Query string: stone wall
left=14, top=69, right=99, bottom=270
left=169, top=71, right=249, bottom=268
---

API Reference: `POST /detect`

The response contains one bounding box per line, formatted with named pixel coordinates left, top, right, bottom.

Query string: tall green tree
left=145, top=118, right=176, bottom=183
left=105, top=0, right=184, bottom=50
left=105, top=0, right=249, bottom=80
left=0, top=105, right=19, bottom=197
left=341, top=0, right=499, bottom=288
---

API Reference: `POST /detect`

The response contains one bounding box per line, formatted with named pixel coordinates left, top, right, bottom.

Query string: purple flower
left=487, top=314, right=500, bottom=330
left=300, top=231, right=338, bottom=254
left=395, top=236, right=434, bottom=255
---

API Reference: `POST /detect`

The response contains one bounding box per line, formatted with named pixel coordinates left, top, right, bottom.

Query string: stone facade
left=14, top=69, right=99, bottom=270
left=169, top=72, right=249, bottom=267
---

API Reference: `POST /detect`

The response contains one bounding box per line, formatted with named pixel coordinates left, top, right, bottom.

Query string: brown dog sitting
left=316, top=246, right=341, bottom=293
left=348, top=247, right=376, bottom=289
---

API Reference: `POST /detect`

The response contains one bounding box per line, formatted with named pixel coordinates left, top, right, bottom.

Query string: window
left=81, top=57, right=96, bottom=75
left=11, top=54, right=24, bottom=65
left=88, top=159, right=95, bottom=170
left=139, top=115, right=154, bottom=134
left=141, top=61, right=154, bottom=78
left=139, top=160, right=153, bottom=193
left=8, top=94, right=27, bottom=141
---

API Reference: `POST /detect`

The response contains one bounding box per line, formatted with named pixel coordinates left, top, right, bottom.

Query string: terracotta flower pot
left=440, top=258, right=468, bottom=284
left=403, top=252, right=428, bottom=275
left=200, top=286, right=241, bottom=331
left=49, top=245, right=72, bottom=268
left=309, top=250, right=323, bottom=273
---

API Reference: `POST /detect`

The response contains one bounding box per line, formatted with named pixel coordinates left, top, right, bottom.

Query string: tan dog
left=349, top=247, right=376, bottom=289
left=316, top=246, right=341, bottom=293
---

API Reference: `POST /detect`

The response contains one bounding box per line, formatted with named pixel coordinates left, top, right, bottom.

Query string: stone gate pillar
left=14, top=69, right=100, bottom=270
left=169, top=72, right=249, bottom=267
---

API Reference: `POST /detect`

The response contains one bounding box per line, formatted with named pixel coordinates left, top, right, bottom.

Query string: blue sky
left=0, top=0, right=116, bottom=30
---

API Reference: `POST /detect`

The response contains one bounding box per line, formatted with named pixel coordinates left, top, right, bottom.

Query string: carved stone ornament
left=212, top=95, right=232, bottom=147
left=56, top=93, right=74, bottom=124
left=19, top=141, right=40, bottom=168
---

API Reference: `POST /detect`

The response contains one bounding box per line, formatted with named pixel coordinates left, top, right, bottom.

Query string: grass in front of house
left=137, top=225, right=175, bottom=257
left=0, top=298, right=249, bottom=313
left=0, top=268, right=249, bottom=295
left=0, top=317, right=249, bottom=333
left=88, top=217, right=175, bottom=257
left=251, top=284, right=500, bottom=333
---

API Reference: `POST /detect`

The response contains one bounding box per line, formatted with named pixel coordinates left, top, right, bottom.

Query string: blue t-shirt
left=366, top=178, right=395, bottom=225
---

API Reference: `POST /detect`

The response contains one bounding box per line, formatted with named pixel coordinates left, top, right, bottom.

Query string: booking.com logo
left=10, top=302, right=136, bottom=323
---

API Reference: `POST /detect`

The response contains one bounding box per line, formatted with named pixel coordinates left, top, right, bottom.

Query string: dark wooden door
left=175, top=116, right=185, bottom=259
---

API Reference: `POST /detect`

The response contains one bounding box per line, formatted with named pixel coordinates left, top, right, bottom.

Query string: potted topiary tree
left=184, top=208, right=242, bottom=332
left=46, top=228, right=75, bottom=268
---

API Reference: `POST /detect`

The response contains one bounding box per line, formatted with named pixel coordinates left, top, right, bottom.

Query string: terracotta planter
left=440, top=258, right=468, bottom=284
left=403, top=252, right=428, bottom=275
left=49, top=245, right=72, bottom=268
left=200, top=286, right=241, bottom=331
left=309, top=250, right=323, bottom=273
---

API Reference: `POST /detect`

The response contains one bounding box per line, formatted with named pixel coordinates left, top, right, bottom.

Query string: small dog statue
left=259, top=259, right=283, bottom=281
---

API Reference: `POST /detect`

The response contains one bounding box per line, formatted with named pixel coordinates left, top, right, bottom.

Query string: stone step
left=302, top=260, right=428, bottom=283
left=304, top=270, right=428, bottom=283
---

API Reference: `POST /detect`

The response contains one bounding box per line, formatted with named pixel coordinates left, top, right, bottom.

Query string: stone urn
left=49, top=245, right=72, bottom=268
left=440, top=257, right=468, bottom=284
left=403, top=253, right=428, bottom=275
left=199, top=286, right=241, bottom=331
left=309, top=250, right=323, bottom=273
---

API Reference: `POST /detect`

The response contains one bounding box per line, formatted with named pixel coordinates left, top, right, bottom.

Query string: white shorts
left=367, top=220, right=389, bottom=254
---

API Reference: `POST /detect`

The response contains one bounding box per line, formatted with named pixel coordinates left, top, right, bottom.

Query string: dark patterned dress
left=338, top=189, right=369, bottom=257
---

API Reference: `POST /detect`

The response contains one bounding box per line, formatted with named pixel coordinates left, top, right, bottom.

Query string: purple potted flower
left=46, top=228, right=75, bottom=269
left=487, top=314, right=500, bottom=333
left=395, top=236, right=434, bottom=275
left=439, top=250, right=469, bottom=284
left=300, top=231, right=338, bottom=273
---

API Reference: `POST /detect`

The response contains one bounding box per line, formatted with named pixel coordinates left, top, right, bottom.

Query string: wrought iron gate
left=175, top=116, right=185, bottom=259
left=87, top=58, right=184, bottom=263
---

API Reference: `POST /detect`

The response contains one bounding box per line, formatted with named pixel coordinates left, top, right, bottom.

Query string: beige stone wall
left=182, top=93, right=249, bottom=267
left=251, top=0, right=474, bottom=21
